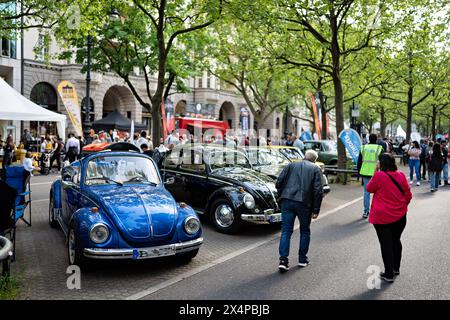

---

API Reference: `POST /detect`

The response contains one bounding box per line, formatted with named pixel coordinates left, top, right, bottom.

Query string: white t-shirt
left=23, top=157, right=34, bottom=174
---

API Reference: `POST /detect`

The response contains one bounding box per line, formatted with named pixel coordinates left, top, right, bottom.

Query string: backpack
left=420, top=144, right=427, bottom=159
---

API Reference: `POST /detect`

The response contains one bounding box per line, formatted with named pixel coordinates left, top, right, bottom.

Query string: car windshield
left=323, top=141, right=337, bottom=152
left=207, top=150, right=251, bottom=171
left=247, top=149, right=290, bottom=166
left=279, top=148, right=304, bottom=161
left=85, top=156, right=161, bottom=186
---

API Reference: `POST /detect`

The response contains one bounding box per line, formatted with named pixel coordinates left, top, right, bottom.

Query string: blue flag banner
left=300, top=131, right=312, bottom=141
left=338, top=128, right=361, bottom=165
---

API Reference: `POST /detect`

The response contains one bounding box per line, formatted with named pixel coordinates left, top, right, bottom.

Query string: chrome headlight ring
left=89, top=223, right=110, bottom=244
left=243, top=193, right=255, bottom=209
left=184, top=216, right=201, bottom=235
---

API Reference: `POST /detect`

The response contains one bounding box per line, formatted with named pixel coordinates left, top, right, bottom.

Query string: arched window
left=276, top=118, right=280, bottom=130
left=30, top=82, right=58, bottom=111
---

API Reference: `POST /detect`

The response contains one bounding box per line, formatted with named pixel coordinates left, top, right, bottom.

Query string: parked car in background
left=160, top=145, right=281, bottom=234
left=304, top=140, right=351, bottom=166
left=49, top=151, right=203, bottom=267
left=245, top=146, right=330, bottom=195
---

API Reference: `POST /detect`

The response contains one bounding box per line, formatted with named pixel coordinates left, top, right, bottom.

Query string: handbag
left=383, top=171, right=404, bottom=196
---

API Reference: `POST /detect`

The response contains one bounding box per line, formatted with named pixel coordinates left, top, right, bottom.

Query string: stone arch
left=30, top=82, right=58, bottom=111
left=102, top=85, right=137, bottom=118
left=217, top=101, right=238, bottom=129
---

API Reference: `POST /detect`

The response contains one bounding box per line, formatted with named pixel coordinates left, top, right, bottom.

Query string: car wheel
left=178, top=249, right=199, bottom=263
left=67, top=224, right=87, bottom=268
left=49, top=194, right=59, bottom=228
left=210, top=199, right=242, bottom=234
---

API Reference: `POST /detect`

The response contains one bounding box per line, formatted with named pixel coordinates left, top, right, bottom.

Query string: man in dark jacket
left=275, top=149, right=323, bottom=272
left=441, top=140, right=448, bottom=185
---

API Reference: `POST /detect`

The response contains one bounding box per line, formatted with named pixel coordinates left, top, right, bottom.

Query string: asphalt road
left=141, top=183, right=450, bottom=300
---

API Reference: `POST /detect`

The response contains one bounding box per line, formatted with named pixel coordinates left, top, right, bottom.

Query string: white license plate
left=132, top=246, right=176, bottom=260
left=269, top=215, right=282, bottom=223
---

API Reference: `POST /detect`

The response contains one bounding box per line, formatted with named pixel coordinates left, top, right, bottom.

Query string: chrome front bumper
left=241, top=209, right=282, bottom=223
left=83, top=237, right=203, bottom=260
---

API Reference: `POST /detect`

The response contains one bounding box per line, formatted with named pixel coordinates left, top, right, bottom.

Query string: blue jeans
left=430, top=171, right=441, bottom=190
left=363, top=176, right=372, bottom=214
left=279, top=199, right=312, bottom=263
left=409, top=159, right=420, bottom=182
left=442, top=163, right=448, bottom=182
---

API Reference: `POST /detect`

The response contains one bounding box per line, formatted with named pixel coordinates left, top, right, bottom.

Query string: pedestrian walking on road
left=275, top=149, right=323, bottom=272
left=419, top=139, right=429, bottom=180
left=407, top=141, right=421, bottom=186
left=429, top=143, right=444, bottom=192
left=357, top=133, right=383, bottom=219
left=366, top=153, right=412, bottom=283
left=65, top=133, right=80, bottom=163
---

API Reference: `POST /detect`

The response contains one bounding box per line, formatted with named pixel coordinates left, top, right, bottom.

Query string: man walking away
left=50, top=137, right=63, bottom=172
left=293, top=135, right=305, bottom=153
left=419, top=140, right=428, bottom=180
left=440, top=140, right=448, bottom=185
left=65, top=133, right=80, bottom=163
left=429, top=143, right=443, bottom=192
left=276, top=150, right=323, bottom=272
left=357, top=133, right=383, bottom=219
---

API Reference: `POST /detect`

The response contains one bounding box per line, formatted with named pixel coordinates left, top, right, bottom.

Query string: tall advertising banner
left=308, top=92, right=321, bottom=139
left=164, top=98, right=175, bottom=134
left=339, top=128, right=361, bottom=165
left=57, top=81, right=83, bottom=137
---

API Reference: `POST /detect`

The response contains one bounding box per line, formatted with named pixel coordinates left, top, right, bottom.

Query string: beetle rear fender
left=205, top=186, right=245, bottom=215
left=50, top=180, right=62, bottom=209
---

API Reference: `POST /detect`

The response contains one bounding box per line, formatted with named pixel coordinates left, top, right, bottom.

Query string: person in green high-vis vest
left=357, top=133, right=383, bottom=219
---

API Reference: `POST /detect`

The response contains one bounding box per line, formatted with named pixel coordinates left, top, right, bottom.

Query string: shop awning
left=0, top=77, right=67, bottom=139
left=177, top=117, right=230, bottom=132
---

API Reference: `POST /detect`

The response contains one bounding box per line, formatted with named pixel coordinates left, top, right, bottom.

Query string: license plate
left=269, top=215, right=282, bottom=223
left=132, top=246, right=176, bottom=260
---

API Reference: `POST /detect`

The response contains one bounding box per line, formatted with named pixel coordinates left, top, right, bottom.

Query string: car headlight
left=89, top=223, right=110, bottom=244
left=243, top=193, right=255, bottom=209
left=184, top=216, right=200, bottom=235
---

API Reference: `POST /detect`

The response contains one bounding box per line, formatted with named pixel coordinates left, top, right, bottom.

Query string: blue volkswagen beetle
left=49, top=150, right=203, bottom=267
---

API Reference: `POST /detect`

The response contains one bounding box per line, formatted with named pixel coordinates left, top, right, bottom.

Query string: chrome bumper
left=241, top=209, right=282, bottom=223
left=83, top=237, right=203, bottom=260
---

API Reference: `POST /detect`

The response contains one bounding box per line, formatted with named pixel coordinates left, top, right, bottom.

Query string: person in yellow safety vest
left=357, top=133, right=383, bottom=219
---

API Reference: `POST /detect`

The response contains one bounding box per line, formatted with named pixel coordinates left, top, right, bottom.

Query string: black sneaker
left=278, top=259, right=289, bottom=272
left=379, top=272, right=394, bottom=283
left=394, top=270, right=400, bottom=276
left=298, top=261, right=310, bottom=268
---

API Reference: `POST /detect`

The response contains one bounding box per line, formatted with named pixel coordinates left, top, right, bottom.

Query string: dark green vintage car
left=304, top=140, right=352, bottom=166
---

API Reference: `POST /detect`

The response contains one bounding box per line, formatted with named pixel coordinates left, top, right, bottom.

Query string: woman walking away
left=366, top=153, right=412, bottom=283
left=407, top=141, right=421, bottom=186
left=429, top=143, right=443, bottom=192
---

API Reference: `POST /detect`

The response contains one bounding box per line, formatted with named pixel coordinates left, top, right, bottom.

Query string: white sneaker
left=416, top=182, right=420, bottom=186
left=410, top=180, right=413, bottom=185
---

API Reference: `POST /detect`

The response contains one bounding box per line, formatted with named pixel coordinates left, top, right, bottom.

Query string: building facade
left=2, top=27, right=334, bottom=143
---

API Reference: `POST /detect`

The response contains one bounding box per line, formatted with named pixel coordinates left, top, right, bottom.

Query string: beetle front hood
left=88, top=185, right=178, bottom=244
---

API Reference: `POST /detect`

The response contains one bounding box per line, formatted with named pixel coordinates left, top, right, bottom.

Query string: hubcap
left=214, top=204, right=234, bottom=228
left=68, top=229, right=76, bottom=265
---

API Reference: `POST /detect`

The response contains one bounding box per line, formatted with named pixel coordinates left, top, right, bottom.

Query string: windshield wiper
left=88, top=176, right=123, bottom=186
left=124, top=176, right=157, bottom=186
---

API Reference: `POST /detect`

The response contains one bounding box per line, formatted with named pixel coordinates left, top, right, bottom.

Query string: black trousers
left=50, top=152, right=61, bottom=171
left=373, top=215, right=407, bottom=278
left=419, top=158, right=427, bottom=179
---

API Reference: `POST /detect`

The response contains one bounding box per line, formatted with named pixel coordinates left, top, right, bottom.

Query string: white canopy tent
left=396, top=125, right=406, bottom=138
left=0, top=77, right=66, bottom=140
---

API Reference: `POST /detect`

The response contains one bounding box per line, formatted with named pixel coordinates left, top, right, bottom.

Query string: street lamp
left=83, top=9, right=122, bottom=144
left=83, top=34, right=92, bottom=143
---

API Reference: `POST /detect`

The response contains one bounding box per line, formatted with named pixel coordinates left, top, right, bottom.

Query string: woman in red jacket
left=366, top=153, right=413, bottom=283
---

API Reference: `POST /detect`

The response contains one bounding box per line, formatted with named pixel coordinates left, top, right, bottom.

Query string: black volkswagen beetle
left=159, top=145, right=281, bottom=234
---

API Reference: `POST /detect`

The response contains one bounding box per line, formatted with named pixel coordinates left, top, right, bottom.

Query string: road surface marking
left=125, top=196, right=363, bottom=300
left=33, top=199, right=49, bottom=203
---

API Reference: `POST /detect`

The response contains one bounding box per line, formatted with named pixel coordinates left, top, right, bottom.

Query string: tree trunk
left=379, top=107, right=386, bottom=138
left=431, top=105, right=437, bottom=139
left=151, top=96, right=162, bottom=148
left=319, top=91, right=328, bottom=139
left=406, top=86, right=413, bottom=141
left=330, top=14, right=346, bottom=170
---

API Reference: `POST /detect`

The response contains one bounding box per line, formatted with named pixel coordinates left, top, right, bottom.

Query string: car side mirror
left=165, top=177, right=175, bottom=185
